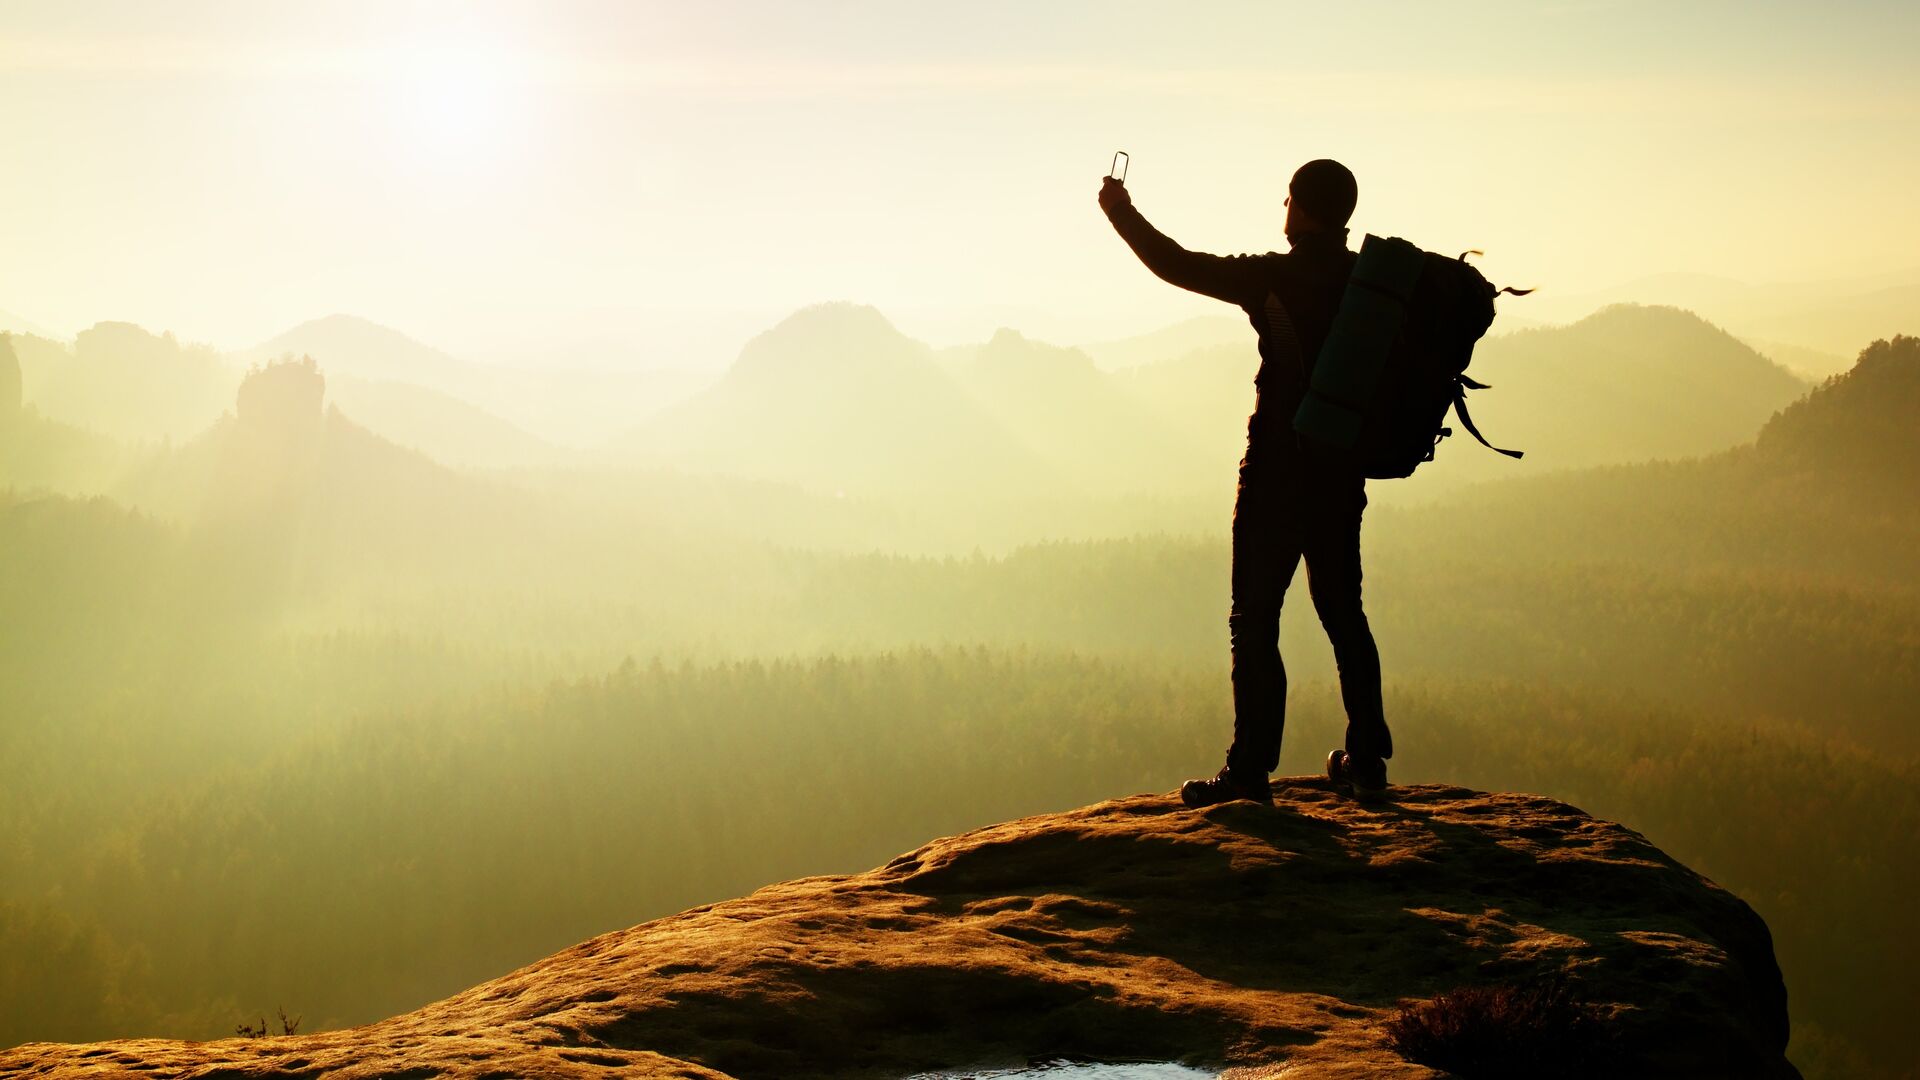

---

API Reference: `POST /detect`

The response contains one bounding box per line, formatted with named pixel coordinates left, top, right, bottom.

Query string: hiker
left=1099, top=159, right=1391, bottom=805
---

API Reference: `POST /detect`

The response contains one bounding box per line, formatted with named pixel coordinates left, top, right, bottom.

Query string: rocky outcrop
left=0, top=782, right=1795, bottom=1079
left=236, top=355, right=326, bottom=435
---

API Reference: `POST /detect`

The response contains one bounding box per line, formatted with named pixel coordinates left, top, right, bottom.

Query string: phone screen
left=1110, top=151, right=1129, bottom=182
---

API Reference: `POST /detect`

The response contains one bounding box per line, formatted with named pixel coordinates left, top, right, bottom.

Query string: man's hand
left=1098, top=175, right=1132, bottom=213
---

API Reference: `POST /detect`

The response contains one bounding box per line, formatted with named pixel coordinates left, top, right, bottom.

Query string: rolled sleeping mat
left=1294, top=234, right=1426, bottom=450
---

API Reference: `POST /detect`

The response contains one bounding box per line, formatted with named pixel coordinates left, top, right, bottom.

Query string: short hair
left=1290, top=159, right=1358, bottom=227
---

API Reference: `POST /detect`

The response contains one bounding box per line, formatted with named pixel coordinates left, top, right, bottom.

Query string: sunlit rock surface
left=0, top=781, right=1794, bottom=1079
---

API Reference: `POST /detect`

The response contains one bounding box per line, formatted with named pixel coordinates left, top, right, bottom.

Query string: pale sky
left=2, top=0, right=1916, bottom=366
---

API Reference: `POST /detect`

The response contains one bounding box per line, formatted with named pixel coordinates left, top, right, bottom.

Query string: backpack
left=1292, top=234, right=1527, bottom=479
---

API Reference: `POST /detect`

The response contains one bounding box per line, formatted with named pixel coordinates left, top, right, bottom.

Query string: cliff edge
left=0, top=781, right=1795, bottom=1079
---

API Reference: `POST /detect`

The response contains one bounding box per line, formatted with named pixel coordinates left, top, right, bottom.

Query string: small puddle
left=906, top=1063, right=1216, bottom=1079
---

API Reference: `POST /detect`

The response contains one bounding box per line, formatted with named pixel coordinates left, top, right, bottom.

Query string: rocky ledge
left=0, top=781, right=1794, bottom=1079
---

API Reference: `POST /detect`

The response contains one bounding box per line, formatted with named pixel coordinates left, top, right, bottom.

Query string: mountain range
left=612, top=302, right=1817, bottom=504
left=8, top=297, right=1883, bottom=517
left=243, top=315, right=709, bottom=452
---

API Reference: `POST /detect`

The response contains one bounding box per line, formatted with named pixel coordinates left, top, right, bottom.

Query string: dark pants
left=1226, top=429, right=1391, bottom=777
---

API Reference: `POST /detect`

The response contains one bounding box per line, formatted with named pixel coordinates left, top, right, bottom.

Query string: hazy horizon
left=4, top=1, right=1918, bottom=363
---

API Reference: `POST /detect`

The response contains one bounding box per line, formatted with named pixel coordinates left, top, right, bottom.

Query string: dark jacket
left=1105, top=202, right=1356, bottom=441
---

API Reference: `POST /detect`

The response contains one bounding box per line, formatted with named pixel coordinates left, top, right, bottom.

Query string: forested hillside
left=1757, top=333, right=1920, bottom=493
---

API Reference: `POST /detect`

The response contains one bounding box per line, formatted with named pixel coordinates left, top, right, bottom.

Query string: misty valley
left=1, top=305, right=1915, bottom=1079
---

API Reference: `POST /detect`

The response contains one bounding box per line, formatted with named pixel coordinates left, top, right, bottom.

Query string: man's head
left=1285, top=158, right=1357, bottom=239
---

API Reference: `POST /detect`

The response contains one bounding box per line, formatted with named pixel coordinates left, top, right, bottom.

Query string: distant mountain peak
left=728, top=303, right=927, bottom=384
left=259, top=314, right=442, bottom=354
left=759, top=302, right=904, bottom=341
left=243, top=314, right=470, bottom=386
left=1577, top=301, right=1726, bottom=330
left=1515, top=302, right=1807, bottom=388
left=968, top=327, right=1099, bottom=376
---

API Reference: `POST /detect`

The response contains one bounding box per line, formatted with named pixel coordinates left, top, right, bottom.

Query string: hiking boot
left=1180, top=766, right=1273, bottom=808
left=1326, top=749, right=1389, bottom=802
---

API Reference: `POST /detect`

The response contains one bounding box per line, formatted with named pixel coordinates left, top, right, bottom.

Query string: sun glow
left=389, top=38, right=529, bottom=166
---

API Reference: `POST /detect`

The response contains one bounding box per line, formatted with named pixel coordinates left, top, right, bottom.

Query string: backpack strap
left=1263, top=290, right=1312, bottom=456
left=1450, top=379, right=1523, bottom=459
left=1294, top=235, right=1424, bottom=451
left=1262, top=290, right=1304, bottom=371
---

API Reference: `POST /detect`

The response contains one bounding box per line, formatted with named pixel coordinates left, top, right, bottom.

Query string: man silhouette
left=1099, top=159, right=1391, bottom=805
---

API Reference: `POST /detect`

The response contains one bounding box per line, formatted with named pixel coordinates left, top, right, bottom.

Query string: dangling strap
left=1451, top=380, right=1523, bottom=459
left=1458, top=249, right=1536, bottom=295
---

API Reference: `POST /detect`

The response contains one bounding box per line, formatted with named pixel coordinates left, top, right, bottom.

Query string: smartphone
left=1109, top=151, right=1129, bottom=182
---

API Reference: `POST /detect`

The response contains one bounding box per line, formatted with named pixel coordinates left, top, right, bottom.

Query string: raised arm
left=1099, top=176, right=1259, bottom=306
